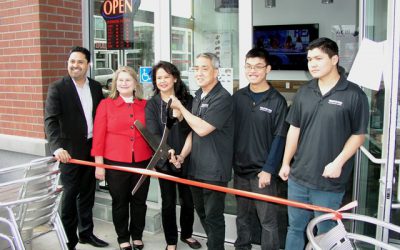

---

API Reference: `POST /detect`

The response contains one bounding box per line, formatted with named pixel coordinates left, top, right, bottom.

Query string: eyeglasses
left=244, top=64, right=267, bottom=71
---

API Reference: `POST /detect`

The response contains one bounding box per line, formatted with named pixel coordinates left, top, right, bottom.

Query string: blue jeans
left=285, top=179, right=344, bottom=250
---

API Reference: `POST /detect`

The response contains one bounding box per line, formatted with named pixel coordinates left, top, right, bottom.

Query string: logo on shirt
left=200, top=103, right=209, bottom=108
left=259, top=106, right=272, bottom=113
left=328, top=99, right=343, bottom=106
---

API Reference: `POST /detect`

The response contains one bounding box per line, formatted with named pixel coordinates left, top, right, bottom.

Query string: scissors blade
left=131, top=126, right=171, bottom=196
left=131, top=174, right=148, bottom=195
left=131, top=149, right=162, bottom=195
left=132, top=99, right=174, bottom=196
left=134, top=120, right=160, bottom=152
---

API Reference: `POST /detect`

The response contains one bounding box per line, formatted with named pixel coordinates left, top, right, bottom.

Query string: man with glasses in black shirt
left=233, top=48, right=288, bottom=250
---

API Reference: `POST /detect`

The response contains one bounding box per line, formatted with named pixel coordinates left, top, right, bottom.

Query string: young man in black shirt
left=233, top=48, right=288, bottom=250
left=279, top=37, right=369, bottom=250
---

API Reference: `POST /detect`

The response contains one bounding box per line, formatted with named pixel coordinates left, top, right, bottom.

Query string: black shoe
left=132, top=242, right=144, bottom=250
left=180, top=238, right=202, bottom=249
left=120, top=245, right=132, bottom=250
left=67, top=242, right=76, bottom=250
left=79, top=234, right=109, bottom=247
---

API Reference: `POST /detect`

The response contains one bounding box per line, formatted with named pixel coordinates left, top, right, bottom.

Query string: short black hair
left=69, top=46, right=91, bottom=63
left=307, top=37, right=338, bottom=58
left=245, top=47, right=270, bottom=65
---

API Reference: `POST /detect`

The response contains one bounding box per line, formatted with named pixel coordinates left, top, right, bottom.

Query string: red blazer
left=91, top=96, right=153, bottom=163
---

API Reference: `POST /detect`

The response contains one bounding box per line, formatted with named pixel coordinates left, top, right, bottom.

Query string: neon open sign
left=100, top=0, right=140, bottom=50
left=101, top=0, right=140, bottom=20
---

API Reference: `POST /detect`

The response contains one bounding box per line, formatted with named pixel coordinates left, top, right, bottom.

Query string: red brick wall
left=0, top=0, right=82, bottom=139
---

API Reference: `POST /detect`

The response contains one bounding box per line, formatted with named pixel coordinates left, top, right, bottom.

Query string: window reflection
left=91, top=0, right=157, bottom=202
left=368, top=83, right=385, bottom=157
left=171, top=0, right=239, bottom=217
left=92, top=0, right=154, bottom=98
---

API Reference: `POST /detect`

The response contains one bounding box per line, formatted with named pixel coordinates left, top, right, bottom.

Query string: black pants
left=105, top=159, right=150, bottom=244
left=159, top=178, right=195, bottom=245
left=190, top=180, right=227, bottom=250
left=59, top=140, right=96, bottom=249
left=234, top=174, right=280, bottom=250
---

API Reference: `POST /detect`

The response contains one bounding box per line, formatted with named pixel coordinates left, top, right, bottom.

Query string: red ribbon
left=69, top=159, right=355, bottom=220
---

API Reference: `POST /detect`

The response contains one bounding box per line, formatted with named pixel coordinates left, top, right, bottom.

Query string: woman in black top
left=145, top=61, right=201, bottom=250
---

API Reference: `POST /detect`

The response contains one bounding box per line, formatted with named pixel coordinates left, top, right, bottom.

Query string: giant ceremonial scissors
left=131, top=99, right=176, bottom=195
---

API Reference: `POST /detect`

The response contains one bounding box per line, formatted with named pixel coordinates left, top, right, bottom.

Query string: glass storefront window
left=95, top=16, right=106, bottom=40
left=391, top=163, right=400, bottom=244
left=170, top=0, right=239, bottom=241
left=91, top=0, right=155, bottom=96
left=171, top=28, right=193, bottom=79
left=90, top=0, right=158, bottom=202
left=171, top=0, right=240, bottom=93
left=172, top=0, right=239, bottom=216
left=355, top=0, right=391, bottom=242
left=169, top=3, right=241, bottom=243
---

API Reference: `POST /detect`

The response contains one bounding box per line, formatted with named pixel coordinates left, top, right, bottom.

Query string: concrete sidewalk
left=0, top=150, right=38, bottom=169
left=32, top=218, right=237, bottom=250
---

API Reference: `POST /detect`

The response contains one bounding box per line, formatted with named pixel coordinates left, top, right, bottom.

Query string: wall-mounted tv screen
left=253, top=23, right=319, bottom=70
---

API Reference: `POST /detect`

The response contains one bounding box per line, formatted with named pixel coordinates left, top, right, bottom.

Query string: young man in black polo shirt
left=169, top=52, right=234, bottom=250
left=233, top=48, right=288, bottom=250
left=278, top=37, right=369, bottom=250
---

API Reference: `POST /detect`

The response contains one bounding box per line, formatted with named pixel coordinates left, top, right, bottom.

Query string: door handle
left=359, top=146, right=400, bottom=202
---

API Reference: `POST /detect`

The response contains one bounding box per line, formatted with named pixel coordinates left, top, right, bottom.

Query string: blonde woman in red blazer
left=91, top=66, right=152, bottom=250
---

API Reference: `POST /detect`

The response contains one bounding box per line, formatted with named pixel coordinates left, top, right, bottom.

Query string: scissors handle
left=165, top=99, right=176, bottom=129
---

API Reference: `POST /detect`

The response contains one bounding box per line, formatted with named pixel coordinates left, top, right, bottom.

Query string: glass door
left=386, top=0, right=400, bottom=245
left=354, top=0, right=400, bottom=246
left=91, top=0, right=156, bottom=97
left=89, top=0, right=159, bottom=203
left=353, top=0, right=387, bottom=238
left=170, top=0, right=240, bottom=242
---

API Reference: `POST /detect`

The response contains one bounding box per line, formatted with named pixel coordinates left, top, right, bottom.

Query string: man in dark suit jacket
left=45, top=46, right=108, bottom=250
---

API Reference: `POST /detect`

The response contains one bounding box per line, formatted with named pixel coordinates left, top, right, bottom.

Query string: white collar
left=120, top=95, right=134, bottom=103
left=72, top=77, right=89, bottom=88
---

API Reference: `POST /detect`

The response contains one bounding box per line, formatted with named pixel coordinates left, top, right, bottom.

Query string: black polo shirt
left=233, top=85, right=288, bottom=176
left=287, top=76, right=369, bottom=192
left=189, top=82, right=234, bottom=182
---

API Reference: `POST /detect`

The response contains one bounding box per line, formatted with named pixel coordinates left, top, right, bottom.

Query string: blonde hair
left=108, top=66, right=143, bottom=100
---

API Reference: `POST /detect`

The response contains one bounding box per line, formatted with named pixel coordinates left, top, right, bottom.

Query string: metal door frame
left=355, top=0, right=400, bottom=244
